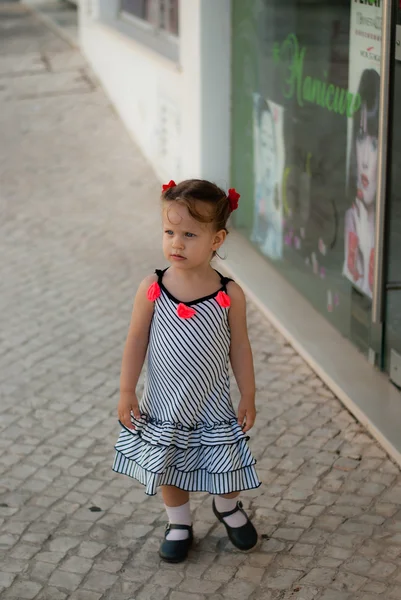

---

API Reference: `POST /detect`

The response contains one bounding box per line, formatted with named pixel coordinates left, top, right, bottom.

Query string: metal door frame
left=370, top=0, right=396, bottom=369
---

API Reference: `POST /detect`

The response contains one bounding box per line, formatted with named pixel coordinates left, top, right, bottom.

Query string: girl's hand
left=118, top=392, right=140, bottom=430
left=237, top=397, right=256, bottom=433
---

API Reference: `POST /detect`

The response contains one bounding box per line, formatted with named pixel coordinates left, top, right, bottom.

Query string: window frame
left=98, top=0, right=179, bottom=64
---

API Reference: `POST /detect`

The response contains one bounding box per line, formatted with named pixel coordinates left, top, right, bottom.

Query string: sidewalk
left=1, top=4, right=401, bottom=600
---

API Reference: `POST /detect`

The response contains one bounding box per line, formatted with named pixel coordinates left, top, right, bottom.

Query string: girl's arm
left=228, top=282, right=256, bottom=433
left=118, top=275, right=156, bottom=429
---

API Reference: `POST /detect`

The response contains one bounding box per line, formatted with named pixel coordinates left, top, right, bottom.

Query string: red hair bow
left=227, top=188, right=240, bottom=212
left=162, top=180, right=176, bottom=192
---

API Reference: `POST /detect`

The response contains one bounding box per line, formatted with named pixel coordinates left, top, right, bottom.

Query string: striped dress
left=112, top=268, right=260, bottom=496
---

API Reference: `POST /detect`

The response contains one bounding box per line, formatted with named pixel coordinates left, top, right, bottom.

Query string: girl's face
left=356, top=105, right=378, bottom=208
left=162, top=202, right=226, bottom=269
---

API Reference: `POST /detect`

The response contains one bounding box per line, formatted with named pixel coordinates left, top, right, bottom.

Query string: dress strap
left=215, top=270, right=234, bottom=292
left=155, top=268, right=167, bottom=284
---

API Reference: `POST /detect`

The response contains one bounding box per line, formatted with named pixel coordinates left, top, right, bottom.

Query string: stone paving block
left=0, top=53, right=46, bottom=76
left=281, top=587, right=319, bottom=600
left=369, top=560, right=398, bottom=578
left=68, top=592, right=103, bottom=600
left=329, top=534, right=362, bottom=549
left=178, top=576, right=222, bottom=594
left=78, top=570, right=118, bottom=592
left=301, top=504, right=325, bottom=517
left=285, top=514, right=314, bottom=529
left=234, top=565, right=264, bottom=582
left=299, top=529, right=330, bottom=545
left=48, top=569, right=84, bottom=592
left=59, top=555, right=93, bottom=575
left=331, top=570, right=367, bottom=592
left=221, top=580, right=256, bottom=599
left=272, top=528, right=304, bottom=541
left=319, top=592, right=350, bottom=600
left=261, top=538, right=288, bottom=553
left=48, top=536, right=81, bottom=554
left=136, top=584, right=174, bottom=599
left=34, top=587, right=68, bottom=600
left=291, top=543, right=316, bottom=557
left=170, top=593, right=206, bottom=600
left=314, top=516, right=345, bottom=532
left=263, top=569, right=301, bottom=590
left=151, top=569, right=184, bottom=588
left=362, top=580, right=388, bottom=594
left=302, top=568, right=336, bottom=586
left=0, top=572, right=16, bottom=589
left=203, top=564, right=236, bottom=582
left=2, top=580, right=42, bottom=599
left=278, top=554, right=313, bottom=571
left=29, top=561, right=56, bottom=581
left=390, top=586, right=401, bottom=599
left=9, top=544, right=39, bottom=560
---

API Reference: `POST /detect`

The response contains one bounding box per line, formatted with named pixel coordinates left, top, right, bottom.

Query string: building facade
left=79, top=0, right=401, bottom=459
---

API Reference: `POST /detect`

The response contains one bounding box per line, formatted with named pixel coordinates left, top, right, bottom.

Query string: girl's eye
left=185, top=232, right=196, bottom=238
left=165, top=230, right=174, bottom=236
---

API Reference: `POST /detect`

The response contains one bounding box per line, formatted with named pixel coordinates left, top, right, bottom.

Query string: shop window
left=121, top=0, right=179, bottom=36
left=231, top=0, right=383, bottom=352
left=98, top=0, right=179, bottom=62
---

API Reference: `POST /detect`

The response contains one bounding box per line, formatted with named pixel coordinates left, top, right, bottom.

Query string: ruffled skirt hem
left=112, top=451, right=261, bottom=496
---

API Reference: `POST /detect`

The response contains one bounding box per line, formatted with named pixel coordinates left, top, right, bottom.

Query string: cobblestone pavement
left=1, top=5, right=401, bottom=600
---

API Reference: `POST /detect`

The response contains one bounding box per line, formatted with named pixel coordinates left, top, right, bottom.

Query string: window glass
left=121, top=0, right=178, bottom=35
left=231, top=0, right=382, bottom=350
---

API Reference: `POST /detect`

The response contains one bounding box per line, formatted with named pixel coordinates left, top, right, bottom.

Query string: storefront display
left=231, top=0, right=383, bottom=349
left=344, top=1, right=381, bottom=299
left=251, top=94, right=285, bottom=260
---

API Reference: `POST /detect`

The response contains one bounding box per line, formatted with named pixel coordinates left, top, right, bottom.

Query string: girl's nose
left=172, top=236, right=184, bottom=249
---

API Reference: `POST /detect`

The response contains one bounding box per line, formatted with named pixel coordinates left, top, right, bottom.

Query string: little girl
left=113, top=179, right=260, bottom=563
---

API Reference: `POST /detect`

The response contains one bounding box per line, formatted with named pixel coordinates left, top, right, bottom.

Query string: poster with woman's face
left=251, top=93, right=285, bottom=260
left=344, top=2, right=381, bottom=299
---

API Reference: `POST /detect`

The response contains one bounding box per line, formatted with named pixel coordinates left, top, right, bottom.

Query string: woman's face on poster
left=355, top=104, right=378, bottom=208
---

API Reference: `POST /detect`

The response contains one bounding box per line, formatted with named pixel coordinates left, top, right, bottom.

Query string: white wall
left=79, top=0, right=231, bottom=186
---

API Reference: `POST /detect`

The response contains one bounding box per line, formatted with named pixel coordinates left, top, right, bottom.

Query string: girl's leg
left=162, top=485, right=189, bottom=507
left=214, top=492, right=247, bottom=527
left=213, top=491, right=258, bottom=551
left=162, top=486, right=191, bottom=541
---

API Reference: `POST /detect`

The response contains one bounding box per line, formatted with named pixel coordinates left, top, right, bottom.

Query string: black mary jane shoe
left=212, top=499, right=258, bottom=551
left=159, top=524, right=193, bottom=563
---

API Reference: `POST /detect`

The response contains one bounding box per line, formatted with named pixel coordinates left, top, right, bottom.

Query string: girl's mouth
left=361, top=174, right=369, bottom=189
left=171, top=254, right=186, bottom=261
left=357, top=188, right=364, bottom=201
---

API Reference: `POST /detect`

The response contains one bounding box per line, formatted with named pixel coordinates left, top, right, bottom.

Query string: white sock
left=165, top=501, right=192, bottom=541
left=214, top=495, right=248, bottom=528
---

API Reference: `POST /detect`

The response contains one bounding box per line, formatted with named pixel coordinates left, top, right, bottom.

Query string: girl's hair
left=348, top=68, right=380, bottom=198
left=161, top=179, right=231, bottom=232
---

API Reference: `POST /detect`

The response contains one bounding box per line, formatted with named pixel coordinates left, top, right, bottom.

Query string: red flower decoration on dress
left=227, top=188, right=240, bottom=212
left=162, top=180, right=176, bottom=192
left=216, top=291, right=231, bottom=308
left=147, top=282, right=161, bottom=302
left=177, top=303, right=196, bottom=319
